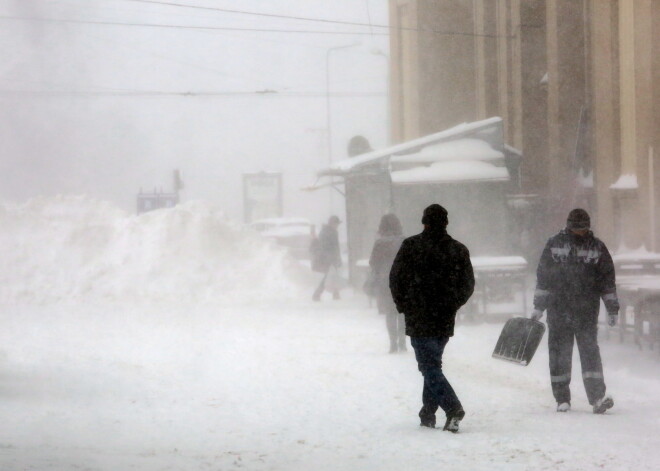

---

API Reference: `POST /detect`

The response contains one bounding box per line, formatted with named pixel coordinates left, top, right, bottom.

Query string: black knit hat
left=567, top=208, right=590, bottom=230
left=422, top=204, right=448, bottom=228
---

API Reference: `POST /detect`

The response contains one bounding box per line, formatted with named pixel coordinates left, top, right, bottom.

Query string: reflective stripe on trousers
left=551, top=373, right=571, bottom=383
left=583, top=371, right=603, bottom=380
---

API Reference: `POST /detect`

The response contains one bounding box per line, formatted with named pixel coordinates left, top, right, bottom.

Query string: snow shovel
left=492, top=317, right=546, bottom=366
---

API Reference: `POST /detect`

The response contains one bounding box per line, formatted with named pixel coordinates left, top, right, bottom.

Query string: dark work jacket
left=316, top=224, right=341, bottom=272
left=389, top=228, right=475, bottom=337
left=533, top=229, right=619, bottom=326
left=369, top=234, right=405, bottom=314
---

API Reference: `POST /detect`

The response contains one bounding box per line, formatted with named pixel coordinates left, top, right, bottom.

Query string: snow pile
left=0, top=196, right=301, bottom=303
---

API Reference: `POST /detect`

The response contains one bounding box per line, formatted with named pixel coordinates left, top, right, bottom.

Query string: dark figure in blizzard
left=369, top=214, right=406, bottom=353
left=531, top=208, right=618, bottom=414
left=312, top=215, right=342, bottom=301
left=390, top=204, right=475, bottom=432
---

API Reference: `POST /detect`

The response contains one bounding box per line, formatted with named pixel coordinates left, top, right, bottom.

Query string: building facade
left=389, top=0, right=659, bottom=250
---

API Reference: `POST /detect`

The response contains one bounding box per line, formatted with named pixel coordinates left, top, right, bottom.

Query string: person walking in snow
left=369, top=213, right=406, bottom=353
left=390, top=204, right=474, bottom=432
left=531, top=208, right=618, bottom=414
left=312, top=215, right=342, bottom=301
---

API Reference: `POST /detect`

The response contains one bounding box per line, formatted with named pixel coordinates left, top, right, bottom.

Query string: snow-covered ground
left=1, top=197, right=660, bottom=470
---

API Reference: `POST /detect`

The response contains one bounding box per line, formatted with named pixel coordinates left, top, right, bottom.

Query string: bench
left=467, top=256, right=529, bottom=319
left=613, top=252, right=660, bottom=352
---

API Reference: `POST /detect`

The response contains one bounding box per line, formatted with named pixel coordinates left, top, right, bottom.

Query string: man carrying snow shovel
left=390, top=204, right=475, bottom=432
left=531, top=208, right=618, bottom=414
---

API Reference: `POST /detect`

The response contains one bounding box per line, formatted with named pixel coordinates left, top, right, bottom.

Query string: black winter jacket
left=389, top=228, right=475, bottom=337
left=533, top=229, right=619, bottom=324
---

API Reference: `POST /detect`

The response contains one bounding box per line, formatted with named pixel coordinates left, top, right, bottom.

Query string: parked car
left=249, top=217, right=314, bottom=259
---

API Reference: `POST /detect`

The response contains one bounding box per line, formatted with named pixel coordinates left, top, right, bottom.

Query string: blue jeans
left=411, top=337, right=463, bottom=417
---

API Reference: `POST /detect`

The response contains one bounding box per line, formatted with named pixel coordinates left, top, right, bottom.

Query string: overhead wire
left=27, top=0, right=513, bottom=38
left=0, top=77, right=147, bottom=93
left=0, top=15, right=390, bottom=35
left=27, top=0, right=376, bottom=47
left=120, top=0, right=513, bottom=38
left=0, top=5, right=388, bottom=100
left=0, top=89, right=386, bottom=97
left=30, top=0, right=342, bottom=58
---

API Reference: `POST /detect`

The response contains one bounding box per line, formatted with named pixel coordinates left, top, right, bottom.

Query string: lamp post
left=325, top=42, right=361, bottom=168
left=371, top=48, right=390, bottom=145
left=325, top=42, right=360, bottom=212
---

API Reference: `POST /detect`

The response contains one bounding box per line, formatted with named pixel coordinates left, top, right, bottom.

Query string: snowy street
left=2, top=296, right=659, bottom=471
left=2, top=0, right=657, bottom=468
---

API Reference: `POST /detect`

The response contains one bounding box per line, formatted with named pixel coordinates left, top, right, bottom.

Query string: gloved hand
left=530, top=309, right=543, bottom=321
left=607, top=313, right=618, bottom=327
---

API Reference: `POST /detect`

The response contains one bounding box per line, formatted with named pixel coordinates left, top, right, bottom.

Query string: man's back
left=390, top=228, right=474, bottom=337
left=535, top=229, right=617, bottom=316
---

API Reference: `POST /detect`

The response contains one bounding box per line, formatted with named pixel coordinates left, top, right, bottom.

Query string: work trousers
left=411, top=337, right=463, bottom=421
left=548, top=313, right=606, bottom=405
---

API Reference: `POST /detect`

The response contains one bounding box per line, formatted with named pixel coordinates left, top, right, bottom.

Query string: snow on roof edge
left=610, top=174, right=638, bottom=190
left=318, top=117, right=503, bottom=177
left=390, top=160, right=510, bottom=185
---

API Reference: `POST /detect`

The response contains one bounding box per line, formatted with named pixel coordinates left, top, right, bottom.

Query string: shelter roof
left=318, top=117, right=506, bottom=177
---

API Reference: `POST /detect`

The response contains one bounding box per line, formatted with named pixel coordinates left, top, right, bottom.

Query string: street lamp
left=371, top=48, right=390, bottom=145
left=325, top=42, right=361, bottom=213
left=325, top=42, right=361, bottom=168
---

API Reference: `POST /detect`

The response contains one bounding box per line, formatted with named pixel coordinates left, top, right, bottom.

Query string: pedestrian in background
left=531, top=208, right=618, bottom=414
left=369, top=213, right=406, bottom=353
left=311, top=215, right=342, bottom=301
left=390, top=204, right=475, bottom=432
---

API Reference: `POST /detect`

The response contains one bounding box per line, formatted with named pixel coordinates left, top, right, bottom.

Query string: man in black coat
left=390, top=204, right=475, bottom=432
left=312, top=215, right=342, bottom=301
left=531, top=208, right=618, bottom=414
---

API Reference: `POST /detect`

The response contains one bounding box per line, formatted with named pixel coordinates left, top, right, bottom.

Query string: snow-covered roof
left=610, top=174, right=638, bottom=190
left=318, top=117, right=505, bottom=177
left=391, top=160, right=509, bottom=185
left=471, top=256, right=528, bottom=271
left=578, top=169, right=594, bottom=188
left=391, top=138, right=503, bottom=164
left=613, top=247, right=660, bottom=262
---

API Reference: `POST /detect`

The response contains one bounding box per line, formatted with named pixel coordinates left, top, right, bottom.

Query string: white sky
left=0, top=0, right=390, bottom=224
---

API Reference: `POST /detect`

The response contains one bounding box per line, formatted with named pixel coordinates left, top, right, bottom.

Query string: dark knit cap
left=422, top=204, right=448, bottom=228
left=567, top=208, right=590, bottom=230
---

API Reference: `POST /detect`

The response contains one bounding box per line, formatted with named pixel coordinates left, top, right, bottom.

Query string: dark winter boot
left=419, top=405, right=436, bottom=428
left=443, top=409, right=465, bottom=433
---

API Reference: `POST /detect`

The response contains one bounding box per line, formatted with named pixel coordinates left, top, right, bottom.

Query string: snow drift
left=0, top=196, right=302, bottom=303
